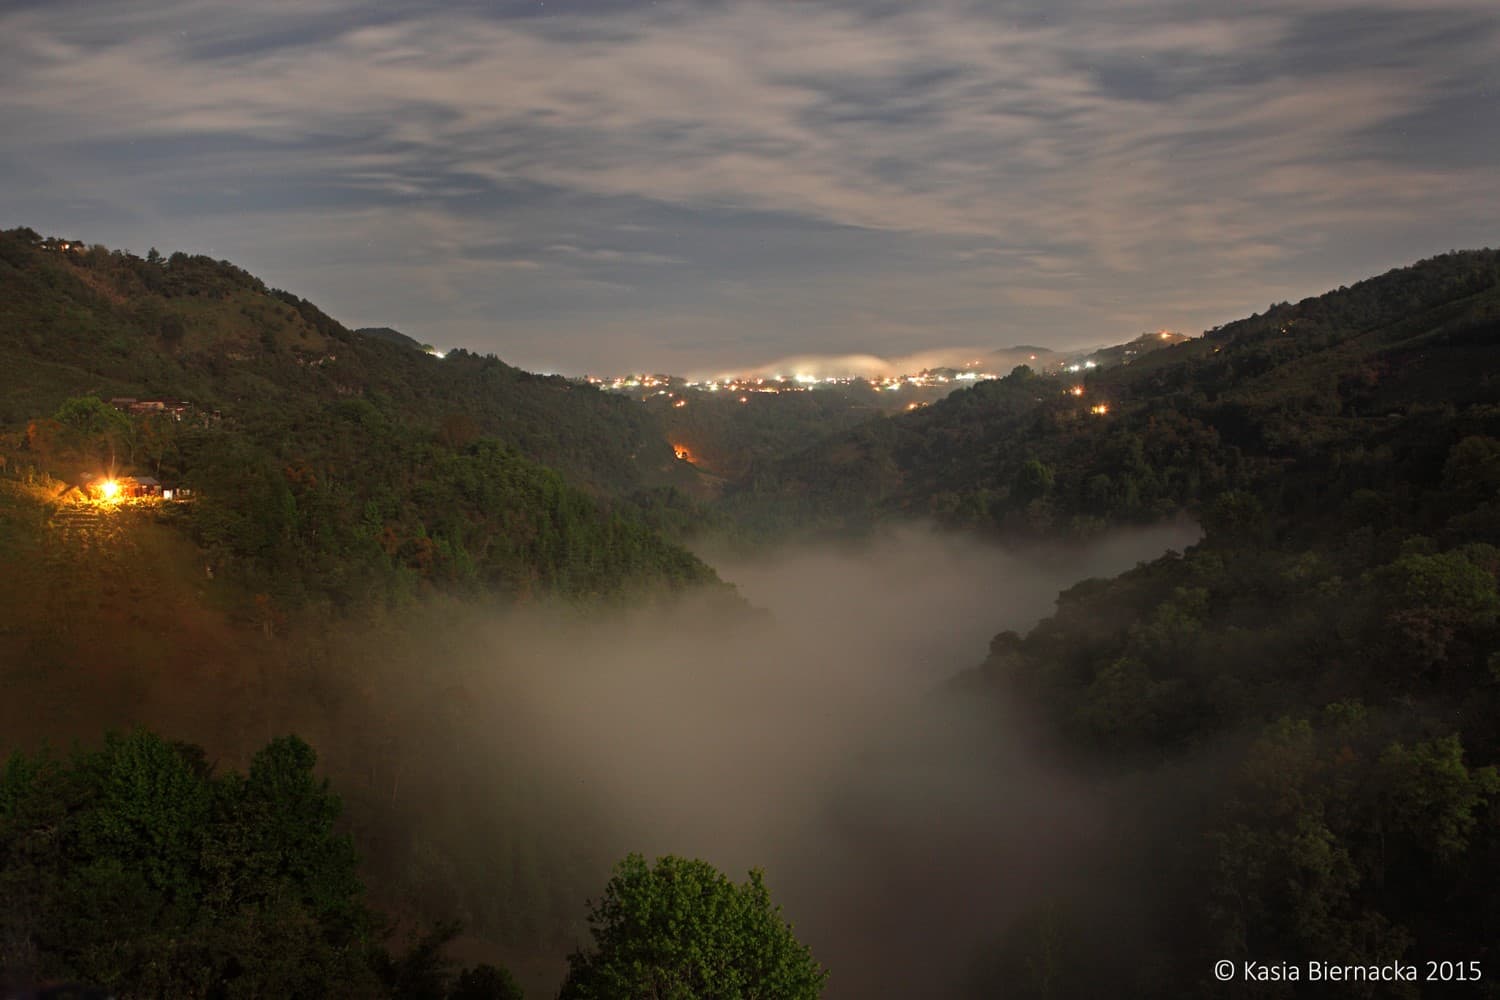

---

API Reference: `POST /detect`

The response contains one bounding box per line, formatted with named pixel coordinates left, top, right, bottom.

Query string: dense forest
left=0, top=227, right=723, bottom=611
left=906, top=249, right=1500, bottom=996
left=0, top=227, right=694, bottom=500
left=5, top=228, right=1500, bottom=997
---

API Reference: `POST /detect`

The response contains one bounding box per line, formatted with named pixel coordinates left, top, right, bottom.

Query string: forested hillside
left=913, top=250, right=1500, bottom=997
left=8, top=228, right=1500, bottom=998
left=0, top=227, right=721, bottom=609
left=0, top=227, right=688, bottom=499
left=726, top=250, right=1500, bottom=542
left=0, top=228, right=742, bottom=997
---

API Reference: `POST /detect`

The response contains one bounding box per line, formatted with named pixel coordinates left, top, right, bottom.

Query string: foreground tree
left=559, top=854, right=826, bottom=1000
left=0, top=730, right=519, bottom=999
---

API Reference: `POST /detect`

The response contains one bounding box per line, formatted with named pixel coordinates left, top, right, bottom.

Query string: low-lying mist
left=367, top=519, right=1199, bottom=995
left=0, top=518, right=1199, bottom=996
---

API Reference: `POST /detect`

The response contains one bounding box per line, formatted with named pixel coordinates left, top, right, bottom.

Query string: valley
left=3, top=229, right=1500, bottom=998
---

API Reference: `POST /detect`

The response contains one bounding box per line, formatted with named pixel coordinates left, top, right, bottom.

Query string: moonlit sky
left=2, top=0, right=1496, bottom=375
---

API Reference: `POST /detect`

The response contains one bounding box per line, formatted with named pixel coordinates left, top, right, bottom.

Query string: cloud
left=1, top=0, right=1496, bottom=371
left=546, top=243, right=686, bottom=266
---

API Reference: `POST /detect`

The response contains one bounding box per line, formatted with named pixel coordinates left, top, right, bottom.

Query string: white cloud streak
left=1, top=0, right=1495, bottom=370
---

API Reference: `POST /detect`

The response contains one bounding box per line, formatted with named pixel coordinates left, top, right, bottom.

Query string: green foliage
left=941, top=248, right=1500, bottom=994
left=1012, top=458, right=1055, bottom=504
left=559, top=854, right=826, bottom=1000
left=0, top=730, right=380, bottom=997
left=0, top=228, right=723, bottom=612
left=1373, top=550, right=1500, bottom=672
left=1378, top=735, right=1500, bottom=863
left=0, top=729, right=522, bottom=999
left=449, top=963, right=525, bottom=1000
left=728, top=248, right=1500, bottom=541
left=176, top=410, right=720, bottom=609
left=49, top=396, right=132, bottom=470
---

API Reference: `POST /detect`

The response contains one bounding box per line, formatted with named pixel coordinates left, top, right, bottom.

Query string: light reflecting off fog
left=447, top=520, right=1199, bottom=996
left=0, top=518, right=1202, bottom=995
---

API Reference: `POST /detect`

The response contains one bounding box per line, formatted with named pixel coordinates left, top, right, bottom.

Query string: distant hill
left=355, top=325, right=436, bottom=353
left=721, top=249, right=1500, bottom=538
left=598, top=339, right=1169, bottom=493
left=1082, top=328, right=1192, bottom=369
left=982, top=344, right=1059, bottom=371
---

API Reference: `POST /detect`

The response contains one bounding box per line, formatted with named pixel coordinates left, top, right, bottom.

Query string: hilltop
left=356, top=325, right=439, bottom=354
left=0, top=227, right=689, bottom=498
left=586, top=333, right=1192, bottom=489
left=0, top=226, right=724, bottom=612
left=864, top=249, right=1500, bottom=995
left=0, top=228, right=742, bottom=993
left=722, top=249, right=1500, bottom=540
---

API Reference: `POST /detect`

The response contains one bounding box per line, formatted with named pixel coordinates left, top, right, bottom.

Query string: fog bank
left=428, top=520, right=1199, bottom=995
left=0, top=516, right=1198, bottom=996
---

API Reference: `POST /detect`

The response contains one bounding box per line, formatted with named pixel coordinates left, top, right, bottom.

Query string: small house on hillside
left=78, top=473, right=179, bottom=501
left=109, top=398, right=193, bottom=420
left=124, top=476, right=161, bottom=498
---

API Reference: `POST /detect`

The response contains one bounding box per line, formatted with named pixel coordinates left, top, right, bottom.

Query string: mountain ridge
left=719, top=248, right=1500, bottom=540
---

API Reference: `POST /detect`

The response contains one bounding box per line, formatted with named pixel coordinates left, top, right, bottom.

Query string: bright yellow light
left=1070, top=385, right=1085, bottom=397
left=1090, top=403, right=1110, bottom=416
left=99, top=479, right=121, bottom=500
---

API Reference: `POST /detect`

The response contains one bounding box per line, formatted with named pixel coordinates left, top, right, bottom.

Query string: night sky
left=2, top=0, right=1496, bottom=375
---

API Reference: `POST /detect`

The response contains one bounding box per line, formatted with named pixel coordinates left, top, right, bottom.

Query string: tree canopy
left=0, top=730, right=521, bottom=1000
left=559, top=854, right=827, bottom=1000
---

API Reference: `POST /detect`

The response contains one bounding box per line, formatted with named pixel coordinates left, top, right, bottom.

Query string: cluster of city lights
left=586, top=362, right=1009, bottom=399
left=584, top=333, right=1196, bottom=414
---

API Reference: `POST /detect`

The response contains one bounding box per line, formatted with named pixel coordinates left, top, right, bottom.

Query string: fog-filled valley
left=0, top=515, right=1197, bottom=997
left=5, top=228, right=1500, bottom=999
left=474, top=522, right=1200, bottom=994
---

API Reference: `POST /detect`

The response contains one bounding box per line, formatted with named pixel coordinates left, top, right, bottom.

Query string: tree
left=558, top=854, right=826, bottom=1000
left=1012, top=459, right=1055, bottom=505
left=52, top=396, right=132, bottom=468
left=449, top=964, right=524, bottom=1000
left=0, top=731, right=381, bottom=996
left=1374, top=550, right=1500, bottom=672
